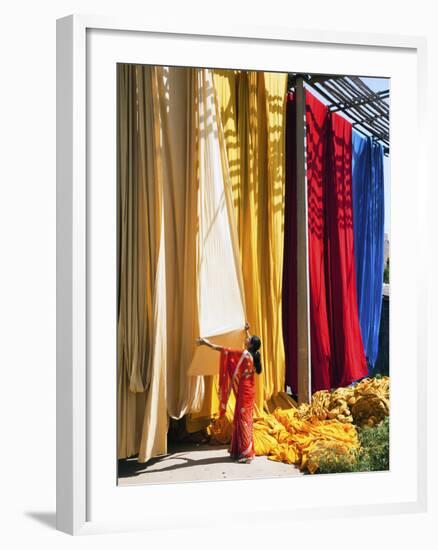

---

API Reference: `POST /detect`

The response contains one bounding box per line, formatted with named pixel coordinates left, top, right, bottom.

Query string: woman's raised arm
left=196, top=337, right=224, bottom=352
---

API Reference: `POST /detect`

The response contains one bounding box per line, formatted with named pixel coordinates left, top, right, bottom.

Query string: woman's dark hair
left=247, top=335, right=262, bottom=375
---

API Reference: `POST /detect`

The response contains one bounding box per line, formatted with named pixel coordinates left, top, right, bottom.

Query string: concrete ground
left=118, top=443, right=304, bottom=486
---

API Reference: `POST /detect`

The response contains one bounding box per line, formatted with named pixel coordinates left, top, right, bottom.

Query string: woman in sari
left=197, top=323, right=262, bottom=463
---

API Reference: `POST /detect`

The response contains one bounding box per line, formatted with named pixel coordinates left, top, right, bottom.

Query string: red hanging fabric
left=306, top=91, right=333, bottom=391
left=325, top=111, right=368, bottom=387
left=282, top=90, right=366, bottom=394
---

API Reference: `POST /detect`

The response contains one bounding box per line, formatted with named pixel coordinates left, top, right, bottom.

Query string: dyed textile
left=282, top=91, right=367, bottom=394
left=306, top=92, right=333, bottom=391
left=117, top=64, right=168, bottom=460
left=212, top=378, right=389, bottom=474
left=282, top=92, right=298, bottom=392
left=219, top=348, right=256, bottom=459
left=352, top=132, right=385, bottom=371
left=154, top=67, right=204, bottom=422
left=214, top=71, right=287, bottom=410
left=261, top=407, right=360, bottom=474
left=187, top=68, right=247, bottom=378
left=118, top=66, right=244, bottom=461
left=326, top=111, right=368, bottom=387
left=229, top=405, right=360, bottom=474
left=282, top=91, right=333, bottom=393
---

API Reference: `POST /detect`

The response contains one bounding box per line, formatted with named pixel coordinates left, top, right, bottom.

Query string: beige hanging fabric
left=117, top=65, right=168, bottom=460
left=158, top=67, right=205, bottom=418
left=118, top=65, right=288, bottom=461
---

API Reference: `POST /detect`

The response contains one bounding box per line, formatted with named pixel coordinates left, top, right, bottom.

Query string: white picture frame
left=56, top=14, right=428, bottom=535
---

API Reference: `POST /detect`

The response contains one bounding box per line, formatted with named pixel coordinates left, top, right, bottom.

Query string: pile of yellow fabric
left=349, top=376, right=390, bottom=426
left=296, top=376, right=390, bottom=427
left=208, top=407, right=359, bottom=474
left=254, top=408, right=360, bottom=474
left=208, top=377, right=389, bottom=473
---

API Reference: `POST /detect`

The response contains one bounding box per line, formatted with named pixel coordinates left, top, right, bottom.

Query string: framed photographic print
left=56, top=15, right=427, bottom=535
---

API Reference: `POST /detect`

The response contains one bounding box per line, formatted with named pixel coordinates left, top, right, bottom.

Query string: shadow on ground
left=118, top=443, right=231, bottom=478
left=118, top=442, right=303, bottom=486
left=25, top=511, right=56, bottom=530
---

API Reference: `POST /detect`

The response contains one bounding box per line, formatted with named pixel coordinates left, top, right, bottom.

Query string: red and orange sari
left=218, top=348, right=256, bottom=461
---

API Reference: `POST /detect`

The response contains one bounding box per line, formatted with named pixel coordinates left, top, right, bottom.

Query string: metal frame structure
left=289, top=73, right=390, bottom=154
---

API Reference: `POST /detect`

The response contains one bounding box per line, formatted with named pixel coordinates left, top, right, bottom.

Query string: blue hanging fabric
left=352, top=131, right=385, bottom=372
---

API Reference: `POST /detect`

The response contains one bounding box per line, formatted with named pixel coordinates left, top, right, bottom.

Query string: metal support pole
left=295, top=76, right=312, bottom=404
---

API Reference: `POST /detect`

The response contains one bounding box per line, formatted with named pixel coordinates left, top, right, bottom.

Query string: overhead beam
left=330, top=90, right=389, bottom=113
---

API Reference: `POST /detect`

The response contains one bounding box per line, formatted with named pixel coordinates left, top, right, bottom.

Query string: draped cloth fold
left=214, top=70, right=287, bottom=410
left=117, top=64, right=168, bottom=460
left=326, top=111, right=368, bottom=387
left=187, top=69, right=247, bottom=377
left=352, top=132, right=385, bottom=371
left=118, top=66, right=288, bottom=460
left=283, top=92, right=333, bottom=394
left=117, top=66, right=209, bottom=460
left=282, top=92, right=298, bottom=392
left=306, top=92, right=333, bottom=392
left=282, top=90, right=367, bottom=394
left=159, top=67, right=205, bottom=419
left=118, top=66, right=249, bottom=457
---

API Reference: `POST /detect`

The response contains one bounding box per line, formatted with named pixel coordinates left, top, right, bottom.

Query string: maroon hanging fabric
left=282, top=90, right=366, bottom=394
left=306, top=91, right=333, bottom=392
left=325, top=111, right=368, bottom=387
left=282, top=92, right=298, bottom=391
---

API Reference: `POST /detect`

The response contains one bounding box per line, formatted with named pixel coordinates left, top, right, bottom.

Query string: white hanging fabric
left=188, top=69, right=247, bottom=376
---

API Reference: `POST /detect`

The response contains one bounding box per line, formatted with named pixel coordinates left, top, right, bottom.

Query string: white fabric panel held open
left=188, top=69, right=247, bottom=376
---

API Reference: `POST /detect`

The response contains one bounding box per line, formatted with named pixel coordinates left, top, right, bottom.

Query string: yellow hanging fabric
left=189, top=70, right=288, bottom=431
left=117, top=65, right=167, bottom=460
left=263, top=72, right=288, bottom=397
left=212, top=70, right=241, bottom=208
left=230, top=71, right=287, bottom=410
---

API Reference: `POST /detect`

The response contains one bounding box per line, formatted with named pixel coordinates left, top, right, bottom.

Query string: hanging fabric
left=264, top=73, right=288, bottom=397
left=118, top=65, right=289, bottom=460
left=117, top=64, right=168, bottom=461
left=185, top=70, right=244, bottom=433
left=158, top=66, right=205, bottom=419
left=187, top=68, right=247, bottom=377
left=282, top=92, right=298, bottom=392
left=325, top=110, right=368, bottom=388
left=352, top=131, right=385, bottom=372
left=305, top=92, right=334, bottom=391
left=190, top=70, right=289, bottom=413
left=212, top=70, right=288, bottom=411
left=283, top=91, right=333, bottom=394
left=212, top=70, right=241, bottom=209
left=282, top=90, right=367, bottom=394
